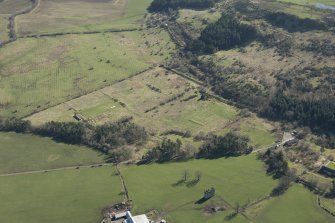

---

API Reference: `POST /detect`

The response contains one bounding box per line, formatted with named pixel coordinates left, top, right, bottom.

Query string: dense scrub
left=259, top=148, right=288, bottom=179
left=197, top=131, right=252, bottom=158
left=264, top=12, right=326, bottom=32
left=264, top=91, right=335, bottom=131
left=0, top=118, right=148, bottom=153
left=148, top=0, right=217, bottom=12
left=188, top=13, right=257, bottom=53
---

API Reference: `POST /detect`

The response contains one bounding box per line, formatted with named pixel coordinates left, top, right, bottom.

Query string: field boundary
left=18, top=28, right=140, bottom=39
left=0, top=162, right=114, bottom=177
left=0, top=0, right=39, bottom=47
left=23, top=66, right=155, bottom=120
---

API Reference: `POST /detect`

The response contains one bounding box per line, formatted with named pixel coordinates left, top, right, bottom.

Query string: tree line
left=264, top=90, right=335, bottom=132
left=0, top=118, right=148, bottom=153
left=141, top=131, right=252, bottom=163
left=148, top=0, right=217, bottom=12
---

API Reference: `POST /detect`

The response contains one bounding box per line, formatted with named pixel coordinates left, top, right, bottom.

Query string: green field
left=278, top=0, right=335, bottom=7
left=27, top=67, right=277, bottom=148
left=255, top=185, right=334, bottom=223
left=0, top=29, right=174, bottom=118
left=0, top=132, right=105, bottom=174
left=0, top=15, right=8, bottom=42
left=0, top=166, right=123, bottom=223
left=121, top=154, right=277, bottom=223
left=320, top=197, right=335, bottom=214
left=326, top=162, right=335, bottom=170
left=16, top=0, right=152, bottom=35
left=0, top=0, right=32, bottom=14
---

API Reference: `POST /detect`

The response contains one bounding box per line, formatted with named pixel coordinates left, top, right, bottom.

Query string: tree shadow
left=171, top=179, right=185, bottom=187
left=186, top=179, right=200, bottom=187
left=194, top=197, right=208, bottom=204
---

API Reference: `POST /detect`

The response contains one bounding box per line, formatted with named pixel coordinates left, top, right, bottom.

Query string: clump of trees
left=0, top=118, right=148, bottom=154
left=198, top=131, right=252, bottom=158
left=259, top=148, right=288, bottom=179
left=148, top=0, right=217, bottom=12
left=264, top=90, right=335, bottom=131
left=271, top=170, right=297, bottom=196
left=188, top=13, right=257, bottom=54
left=141, top=138, right=199, bottom=163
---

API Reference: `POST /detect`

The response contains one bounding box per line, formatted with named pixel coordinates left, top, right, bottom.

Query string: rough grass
left=0, top=166, right=123, bottom=223
left=27, top=67, right=277, bottom=148
left=16, top=0, right=152, bottom=35
left=0, top=15, right=9, bottom=42
left=320, top=197, right=335, bottom=214
left=254, top=184, right=334, bottom=223
left=326, top=162, right=335, bottom=170
left=278, top=0, right=335, bottom=7
left=0, top=0, right=32, bottom=14
left=121, top=154, right=277, bottom=223
left=0, top=29, right=174, bottom=118
left=0, top=132, right=105, bottom=174
left=27, top=67, right=239, bottom=136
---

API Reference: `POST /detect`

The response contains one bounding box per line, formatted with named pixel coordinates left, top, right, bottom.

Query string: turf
left=0, top=15, right=9, bottom=42
left=255, top=184, right=334, bottom=223
left=326, top=162, right=335, bottom=170
left=0, top=0, right=33, bottom=14
left=278, top=0, right=335, bottom=7
left=0, top=29, right=174, bottom=118
left=121, top=154, right=277, bottom=223
left=16, top=0, right=152, bottom=35
left=0, top=166, right=123, bottom=223
left=0, top=132, right=105, bottom=174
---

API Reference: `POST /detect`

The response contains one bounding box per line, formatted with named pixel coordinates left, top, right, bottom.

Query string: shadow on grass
left=194, top=197, right=208, bottom=204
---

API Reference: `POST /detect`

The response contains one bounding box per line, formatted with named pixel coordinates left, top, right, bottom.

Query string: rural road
left=0, top=163, right=114, bottom=177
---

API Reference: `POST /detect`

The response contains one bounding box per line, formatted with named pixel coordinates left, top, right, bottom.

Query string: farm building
left=204, top=187, right=215, bottom=199
left=113, top=211, right=150, bottom=223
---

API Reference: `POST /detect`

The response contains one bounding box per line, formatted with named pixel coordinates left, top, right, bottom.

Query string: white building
left=123, top=211, right=150, bottom=223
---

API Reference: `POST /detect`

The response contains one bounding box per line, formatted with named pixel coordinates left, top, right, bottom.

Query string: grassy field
left=0, top=15, right=8, bottom=42
left=16, top=0, right=152, bottom=35
left=320, top=197, right=335, bottom=214
left=0, top=132, right=105, bottom=174
left=121, top=154, right=277, bottom=223
left=278, top=0, right=335, bottom=7
left=0, top=0, right=32, bottom=15
left=27, top=67, right=277, bottom=148
left=326, top=162, right=335, bottom=170
left=0, top=166, right=123, bottom=223
left=177, top=9, right=221, bottom=38
left=254, top=185, right=334, bottom=223
left=0, top=29, right=174, bottom=118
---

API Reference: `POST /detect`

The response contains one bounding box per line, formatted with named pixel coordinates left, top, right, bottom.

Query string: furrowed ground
left=16, top=0, right=152, bottom=35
